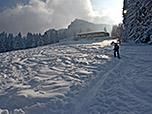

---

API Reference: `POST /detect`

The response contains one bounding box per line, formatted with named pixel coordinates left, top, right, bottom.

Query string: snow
left=77, top=31, right=106, bottom=35
left=0, top=37, right=152, bottom=114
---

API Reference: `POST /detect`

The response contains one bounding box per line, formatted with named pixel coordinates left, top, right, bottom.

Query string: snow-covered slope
left=0, top=37, right=152, bottom=114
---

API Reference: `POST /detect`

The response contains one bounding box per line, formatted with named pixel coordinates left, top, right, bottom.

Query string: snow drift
left=0, top=37, right=152, bottom=114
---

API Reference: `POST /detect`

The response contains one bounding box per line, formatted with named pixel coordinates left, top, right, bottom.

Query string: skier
left=111, top=41, right=120, bottom=59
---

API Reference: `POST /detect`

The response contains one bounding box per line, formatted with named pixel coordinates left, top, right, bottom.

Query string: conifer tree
left=123, top=0, right=152, bottom=43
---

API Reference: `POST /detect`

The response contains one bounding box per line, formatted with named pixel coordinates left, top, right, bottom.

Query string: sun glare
left=123, top=9, right=127, bottom=14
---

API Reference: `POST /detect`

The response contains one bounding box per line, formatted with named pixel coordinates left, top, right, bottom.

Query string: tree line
left=0, top=29, right=60, bottom=53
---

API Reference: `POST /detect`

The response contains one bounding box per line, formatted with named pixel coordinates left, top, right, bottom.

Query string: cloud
left=0, top=0, right=113, bottom=35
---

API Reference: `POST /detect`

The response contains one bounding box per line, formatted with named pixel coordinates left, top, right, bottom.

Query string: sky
left=0, top=0, right=123, bottom=35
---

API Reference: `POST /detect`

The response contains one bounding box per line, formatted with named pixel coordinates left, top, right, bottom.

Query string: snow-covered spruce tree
left=111, top=25, right=118, bottom=37
left=57, top=29, right=67, bottom=40
left=26, top=32, right=37, bottom=48
left=38, top=34, right=45, bottom=46
left=43, top=29, right=59, bottom=45
left=6, top=33, right=14, bottom=51
left=15, top=32, right=24, bottom=50
left=111, top=24, right=123, bottom=39
left=34, top=34, right=42, bottom=47
left=0, top=32, right=7, bottom=52
left=123, top=0, right=152, bottom=44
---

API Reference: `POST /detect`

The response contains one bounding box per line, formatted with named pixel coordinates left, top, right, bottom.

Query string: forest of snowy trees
left=123, top=0, right=152, bottom=44
left=0, top=29, right=59, bottom=53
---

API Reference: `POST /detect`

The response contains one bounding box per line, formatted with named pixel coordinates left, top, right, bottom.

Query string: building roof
left=77, top=31, right=108, bottom=36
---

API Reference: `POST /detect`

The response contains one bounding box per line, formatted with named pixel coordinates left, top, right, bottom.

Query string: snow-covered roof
left=77, top=31, right=107, bottom=36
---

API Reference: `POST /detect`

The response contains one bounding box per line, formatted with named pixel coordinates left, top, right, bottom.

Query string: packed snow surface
left=0, top=37, right=152, bottom=114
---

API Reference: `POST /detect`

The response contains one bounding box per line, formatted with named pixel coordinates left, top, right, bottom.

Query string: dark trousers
left=114, top=50, right=120, bottom=58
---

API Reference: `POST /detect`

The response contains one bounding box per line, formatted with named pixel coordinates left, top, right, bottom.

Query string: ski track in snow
left=73, top=45, right=152, bottom=114
left=0, top=38, right=152, bottom=114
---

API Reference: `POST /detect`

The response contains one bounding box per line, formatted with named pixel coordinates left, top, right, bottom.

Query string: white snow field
left=0, top=37, right=152, bottom=114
